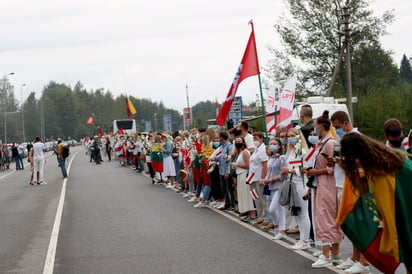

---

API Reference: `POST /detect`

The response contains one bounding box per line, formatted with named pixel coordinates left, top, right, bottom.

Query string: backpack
left=62, top=145, right=70, bottom=158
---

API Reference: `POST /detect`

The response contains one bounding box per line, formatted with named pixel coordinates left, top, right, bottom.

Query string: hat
left=57, top=138, right=62, bottom=141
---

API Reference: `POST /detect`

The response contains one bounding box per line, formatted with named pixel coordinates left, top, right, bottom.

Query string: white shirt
left=18, top=144, right=25, bottom=155
left=32, top=142, right=45, bottom=161
left=244, top=133, right=255, bottom=150
left=249, top=143, right=268, bottom=181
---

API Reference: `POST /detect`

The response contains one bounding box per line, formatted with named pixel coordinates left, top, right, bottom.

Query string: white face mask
left=253, top=140, right=260, bottom=147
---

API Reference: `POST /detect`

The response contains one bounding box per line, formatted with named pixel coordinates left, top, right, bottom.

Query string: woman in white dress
left=161, top=134, right=176, bottom=188
left=234, top=137, right=255, bottom=219
left=280, top=128, right=311, bottom=250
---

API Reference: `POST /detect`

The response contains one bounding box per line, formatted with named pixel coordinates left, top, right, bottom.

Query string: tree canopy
left=265, top=0, right=395, bottom=95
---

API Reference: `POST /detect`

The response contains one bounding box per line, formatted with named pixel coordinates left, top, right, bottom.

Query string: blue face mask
left=213, top=142, right=220, bottom=148
left=288, top=137, right=298, bottom=146
left=308, top=135, right=319, bottom=145
left=269, top=144, right=278, bottom=152
left=335, top=128, right=345, bottom=137
left=314, top=128, right=320, bottom=136
left=280, top=138, right=286, bottom=146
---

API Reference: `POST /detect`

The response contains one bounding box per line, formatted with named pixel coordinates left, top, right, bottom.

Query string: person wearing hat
left=55, top=138, right=68, bottom=178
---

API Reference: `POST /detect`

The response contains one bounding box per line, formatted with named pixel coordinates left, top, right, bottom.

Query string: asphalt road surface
left=1, top=146, right=393, bottom=273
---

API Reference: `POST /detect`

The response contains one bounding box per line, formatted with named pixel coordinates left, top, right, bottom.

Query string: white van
left=113, top=119, right=137, bottom=135
left=291, top=97, right=351, bottom=125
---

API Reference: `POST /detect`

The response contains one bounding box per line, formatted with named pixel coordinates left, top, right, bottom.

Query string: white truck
left=291, top=96, right=352, bottom=125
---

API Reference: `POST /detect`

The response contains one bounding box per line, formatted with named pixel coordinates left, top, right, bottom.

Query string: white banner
left=277, top=77, right=297, bottom=128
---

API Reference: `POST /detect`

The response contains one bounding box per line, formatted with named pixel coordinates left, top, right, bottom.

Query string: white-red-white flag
left=277, top=77, right=297, bottom=128
left=249, top=189, right=259, bottom=200
left=216, top=20, right=260, bottom=126
left=85, top=116, right=95, bottom=125
left=265, top=86, right=277, bottom=133
left=246, top=172, right=256, bottom=184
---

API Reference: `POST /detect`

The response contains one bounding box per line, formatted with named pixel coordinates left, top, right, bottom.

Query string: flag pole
left=249, top=20, right=268, bottom=144
left=257, top=74, right=268, bottom=144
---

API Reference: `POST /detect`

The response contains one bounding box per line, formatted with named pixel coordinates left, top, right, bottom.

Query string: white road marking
left=43, top=151, right=80, bottom=274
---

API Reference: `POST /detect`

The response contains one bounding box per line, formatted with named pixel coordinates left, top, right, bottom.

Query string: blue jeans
left=16, top=154, right=24, bottom=169
left=173, top=157, right=181, bottom=182
left=136, top=157, right=144, bottom=171
left=58, top=158, right=67, bottom=177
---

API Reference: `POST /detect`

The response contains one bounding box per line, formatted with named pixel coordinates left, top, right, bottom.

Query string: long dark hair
left=340, top=133, right=404, bottom=193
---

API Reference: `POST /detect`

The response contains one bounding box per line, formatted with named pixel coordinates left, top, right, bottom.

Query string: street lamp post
left=21, top=83, right=26, bottom=143
left=2, top=72, right=15, bottom=144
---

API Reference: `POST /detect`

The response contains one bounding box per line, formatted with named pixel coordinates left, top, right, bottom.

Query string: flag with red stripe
left=216, top=20, right=260, bottom=126
left=85, top=116, right=94, bottom=125
left=246, top=172, right=256, bottom=184
left=249, top=189, right=259, bottom=200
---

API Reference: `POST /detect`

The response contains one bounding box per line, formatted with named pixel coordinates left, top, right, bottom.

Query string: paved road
left=1, top=147, right=389, bottom=273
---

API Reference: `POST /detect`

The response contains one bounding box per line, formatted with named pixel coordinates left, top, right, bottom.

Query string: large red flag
left=216, top=20, right=260, bottom=126
left=85, top=116, right=95, bottom=125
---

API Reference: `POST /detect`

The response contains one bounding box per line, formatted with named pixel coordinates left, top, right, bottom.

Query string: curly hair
left=340, top=133, right=404, bottom=193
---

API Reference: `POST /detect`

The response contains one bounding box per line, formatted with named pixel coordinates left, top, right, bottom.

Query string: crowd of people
left=0, top=142, right=27, bottom=171
left=85, top=109, right=411, bottom=273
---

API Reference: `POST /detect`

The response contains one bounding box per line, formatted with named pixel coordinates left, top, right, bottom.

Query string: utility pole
left=185, top=83, right=191, bottom=130
left=21, top=83, right=26, bottom=143
left=343, top=1, right=353, bottom=123
left=327, top=0, right=356, bottom=123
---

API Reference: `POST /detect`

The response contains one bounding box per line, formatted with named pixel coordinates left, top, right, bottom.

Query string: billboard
left=228, top=96, right=243, bottom=125
left=162, top=114, right=172, bottom=132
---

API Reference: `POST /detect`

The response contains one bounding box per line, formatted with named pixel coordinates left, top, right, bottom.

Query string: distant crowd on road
left=0, top=142, right=27, bottom=171
left=83, top=108, right=412, bottom=274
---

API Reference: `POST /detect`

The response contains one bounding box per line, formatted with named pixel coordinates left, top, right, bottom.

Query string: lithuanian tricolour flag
left=336, top=159, right=412, bottom=274
left=150, top=142, right=163, bottom=173
left=125, top=95, right=137, bottom=119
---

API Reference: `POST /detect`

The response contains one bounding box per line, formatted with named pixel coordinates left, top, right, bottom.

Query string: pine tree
left=399, top=54, right=412, bottom=83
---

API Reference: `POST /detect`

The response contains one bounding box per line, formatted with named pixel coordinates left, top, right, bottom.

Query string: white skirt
left=163, top=156, right=176, bottom=177
left=237, top=172, right=256, bottom=213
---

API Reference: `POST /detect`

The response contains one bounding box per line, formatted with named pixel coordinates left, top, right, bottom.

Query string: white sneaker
left=188, top=197, right=198, bottom=203
left=208, top=201, right=217, bottom=207
left=38, top=181, right=47, bottom=185
left=336, top=258, right=356, bottom=269
left=272, top=233, right=286, bottom=240
left=216, top=203, right=226, bottom=210
left=344, top=262, right=370, bottom=273
left=312, top=250, right=323, bottom=257
left=194, top=202, right=207, bottom=208
left=183, top=193, right=190, bottom=198
left=166, top=183, right=174, bottom=188
left=289, top=240, right=311, bottom=250
left=213, top=202, right=224, bottom=208
left=311, top=255, right=333, bottom=268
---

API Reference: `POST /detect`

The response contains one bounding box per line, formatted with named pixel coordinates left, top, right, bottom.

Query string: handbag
left=278, top=180, right=291, bottom=206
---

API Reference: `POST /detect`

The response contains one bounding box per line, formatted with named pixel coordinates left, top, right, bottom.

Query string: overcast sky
left=1, top=0, right=410, bottom=113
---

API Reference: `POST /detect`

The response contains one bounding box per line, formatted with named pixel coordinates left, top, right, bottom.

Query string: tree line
left=0, top=81, right=183, bottom=143
left=1, top=0, right=411, bottom=142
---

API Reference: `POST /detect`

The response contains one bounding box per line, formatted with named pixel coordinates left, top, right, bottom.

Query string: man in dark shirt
left=299, top=104, right=314, bottom=147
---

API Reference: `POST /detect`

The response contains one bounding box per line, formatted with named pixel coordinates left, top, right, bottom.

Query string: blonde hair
left=286, top=128, right=309, bottom=158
